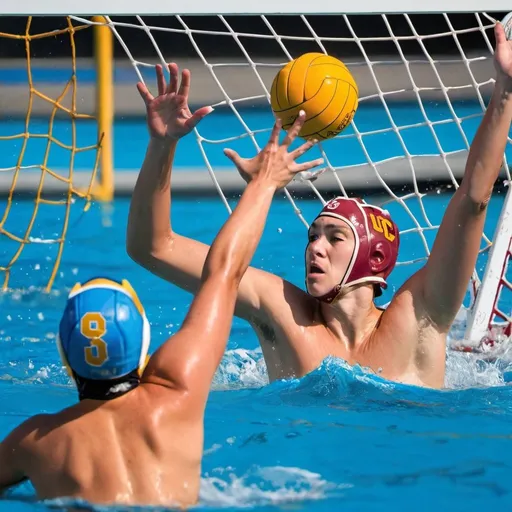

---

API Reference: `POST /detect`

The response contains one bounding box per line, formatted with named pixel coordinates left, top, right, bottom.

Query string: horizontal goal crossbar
left=3, top=0, right=512, bottom=16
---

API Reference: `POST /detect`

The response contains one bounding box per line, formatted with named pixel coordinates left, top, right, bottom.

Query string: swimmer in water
left=0, top=109, right=323, bottom=507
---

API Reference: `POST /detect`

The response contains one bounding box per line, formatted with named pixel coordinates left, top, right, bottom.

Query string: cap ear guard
left=139, top=311, right=151, bottom=374
left=56, top=333, right=75, bottom=380
left=120, top=279, right=145, bottom=317
left=69, top=282, right=81, bottom=296
left=138, top=354, right=151, bottom=378
left=363, top=205, right=400, bottom=284
left=370, top=241, right=392, bottom=275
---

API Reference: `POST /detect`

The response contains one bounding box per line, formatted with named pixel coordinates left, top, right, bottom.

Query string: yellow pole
left=92, top=15, right=114, bottom=201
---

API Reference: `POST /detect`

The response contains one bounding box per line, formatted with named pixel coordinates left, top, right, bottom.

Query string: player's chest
left=272, top=322, right=408, bottom=377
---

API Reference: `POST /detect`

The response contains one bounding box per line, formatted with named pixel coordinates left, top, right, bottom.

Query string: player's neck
left=74, top=390, right=133, bottom=414
left=319, top=284, right=380, bottom=349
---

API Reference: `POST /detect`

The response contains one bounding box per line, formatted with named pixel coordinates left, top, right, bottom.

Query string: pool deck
left=3, top=152, right=511, bottom=198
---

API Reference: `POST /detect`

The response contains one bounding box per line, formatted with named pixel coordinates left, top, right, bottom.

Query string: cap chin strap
left=316, top=284, right=343, bottom=304
left=313, top=276, right=388, bottom=304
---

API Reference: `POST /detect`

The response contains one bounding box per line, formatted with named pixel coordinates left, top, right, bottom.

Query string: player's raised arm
left=127, top=63, right=287, bottom=320
left=141, top=113, right=323, bottom=413
left=413, top=22, right=512, bottom=329
left=127, top=63, right=211, bottom=289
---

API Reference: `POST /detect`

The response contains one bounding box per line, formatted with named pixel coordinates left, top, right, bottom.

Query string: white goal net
left=1, top=6, right=511, bottom=348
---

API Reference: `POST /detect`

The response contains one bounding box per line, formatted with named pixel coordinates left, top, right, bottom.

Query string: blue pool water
left=3, top=100, right=512, bottom=173
left=1, top=195, right=512, bottom=511
left=1, top=100, right=512, bottom=510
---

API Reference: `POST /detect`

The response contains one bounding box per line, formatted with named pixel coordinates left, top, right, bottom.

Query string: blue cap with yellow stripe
left=58, top=278, right=150, bottom=380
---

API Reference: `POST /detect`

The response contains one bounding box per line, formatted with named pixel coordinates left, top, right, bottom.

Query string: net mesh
left=1, top=12, right=510, bottom=342
left=89, top=11, right=510, bottom=340
left=489, top=239, right=511, bottom=341
left=0, top=17, right=102, bottom=291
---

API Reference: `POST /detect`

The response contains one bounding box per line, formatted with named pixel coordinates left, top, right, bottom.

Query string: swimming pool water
left=1, top=193, right=512, bottom=511
left=1, top=91, right=512, bottom=510
left=3, top=101, right=512, bottom=173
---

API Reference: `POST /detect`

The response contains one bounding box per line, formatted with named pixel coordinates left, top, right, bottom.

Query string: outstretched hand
left=224, top=111, right=324, bottom=190
left=494, top=22, right=512, bottom=83
left=137, top=63, right=213, bottom=140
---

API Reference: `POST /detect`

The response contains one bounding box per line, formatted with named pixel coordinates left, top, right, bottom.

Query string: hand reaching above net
left=223, top=111, right=324, bottom=190
left=136, top=63, right=213, bottom=140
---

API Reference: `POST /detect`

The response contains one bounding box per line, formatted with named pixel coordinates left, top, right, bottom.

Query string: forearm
left=127, top=138, right=176, bottom=254
left=203, top=179, right=276, bottom=284
left=462, top=77, right=512, bottom=204
left=421, top=75, right=512, bottom=325
left=144, top=178, right=277, bottom=397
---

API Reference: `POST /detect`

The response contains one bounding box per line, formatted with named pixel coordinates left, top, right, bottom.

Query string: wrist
left=149, top=137, right=177, bottom=152
left=247, top=177, right=278, bottom=195
left=495, top=73, right=512, bottom=95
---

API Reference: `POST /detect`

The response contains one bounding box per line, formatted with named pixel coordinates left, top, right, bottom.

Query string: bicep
left=141, top=274, right=244, bottom=416
left=141, top=271, right=292, bottom=417
left=134, top=234, right=270, bottom=320
left=420, top=189, right=487, bottom=328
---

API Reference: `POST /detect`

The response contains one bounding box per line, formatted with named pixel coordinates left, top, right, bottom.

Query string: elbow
left=458, top=183, right=492, bottom=215
left=467, top=193, right=491, bottom=215
left=460, top=160, right=500, bottom=212
left=126, top=238, right=159, bottom=272
left=203, top=253, right=246, bottom=288
left=219, top=255, right=246, bottom=284
left=202, top=266, right=242, bottom=292
left=230, top=265, right=247, bottom=286
left=126, top=233, right=148, bottom=267
left=126, top=231, right=173, bottom=269
left=126, top=240, right=145, bottom=266
left=126, top=222, right=145, bottom=264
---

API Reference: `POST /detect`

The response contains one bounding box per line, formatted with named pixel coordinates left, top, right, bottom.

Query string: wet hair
left=73, top=368, right=140, bottom=401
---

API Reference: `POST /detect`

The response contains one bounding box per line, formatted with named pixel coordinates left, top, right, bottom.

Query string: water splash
left=3, top=341, right=512, bottom=393
left=8, top=466, right=343, bottom=511
left=199, top=465, right=347, bottom=508
left=446, top=307, right=512, bottom=389
left=213, top=348, right=269, bottom=390
left=1, top=287, right=510, bottom=392
left=445, top=351, right=512, bottom=389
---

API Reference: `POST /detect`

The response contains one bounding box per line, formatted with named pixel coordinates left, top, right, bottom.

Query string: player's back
left=21, top=386, right=203, bottom=507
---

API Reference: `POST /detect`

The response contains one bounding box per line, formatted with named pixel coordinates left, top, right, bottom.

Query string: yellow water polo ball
left=270, top=52, right=358, bottom=140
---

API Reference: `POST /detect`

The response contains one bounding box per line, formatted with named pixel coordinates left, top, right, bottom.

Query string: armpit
left=251, top=317, right=277, bottom=345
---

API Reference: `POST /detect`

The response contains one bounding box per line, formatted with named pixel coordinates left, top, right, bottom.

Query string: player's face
left=305, top=217, right=356, bottom=297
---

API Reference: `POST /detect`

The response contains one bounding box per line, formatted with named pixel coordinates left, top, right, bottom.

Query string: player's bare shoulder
left=5, top=412, right=58, bottom=466
left=373, top=271, right=431, bottom=341
left=370, top=272, right=446, bottom=385
left=251, top=269, right=319, bottom=328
